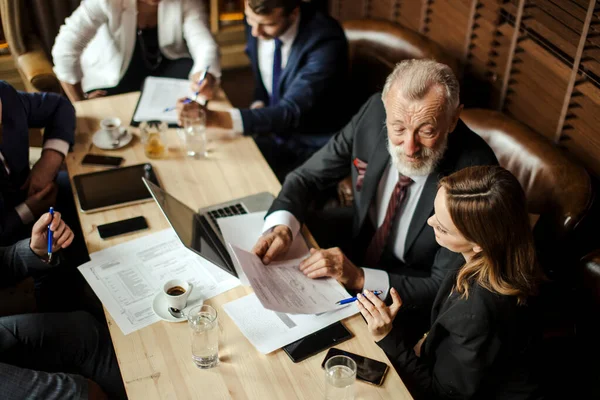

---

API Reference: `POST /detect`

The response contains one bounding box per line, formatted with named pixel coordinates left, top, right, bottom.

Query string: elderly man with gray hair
left=253, top=59, right=498, bottom=336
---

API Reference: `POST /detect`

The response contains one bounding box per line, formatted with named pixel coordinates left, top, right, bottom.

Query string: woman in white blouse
left=52, top=0, right=220, bottom=102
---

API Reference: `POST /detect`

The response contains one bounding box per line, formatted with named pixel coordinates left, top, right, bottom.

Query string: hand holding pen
left=29, top=209, right=75, bottom=261
left=336, top=290, right=383, bottom=305
left=164, top=66, right=211, bottom=112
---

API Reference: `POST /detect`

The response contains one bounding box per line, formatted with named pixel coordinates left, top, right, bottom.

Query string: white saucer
left=92, top=127, right=132, bottom=150
left=152, top=292, right=204, bottom=323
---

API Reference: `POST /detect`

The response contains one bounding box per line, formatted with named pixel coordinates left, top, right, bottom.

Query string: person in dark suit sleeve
left=177, top=0, right=349, bottom=181
left=357, top=166, right=545, bottom=400
left=0, top=211, right=127, bottom=399
left=252, top=60, right=498, bottom=316
left=0, top=81, right=75, bottom=245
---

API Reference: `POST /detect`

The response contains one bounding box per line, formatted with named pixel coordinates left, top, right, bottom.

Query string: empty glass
left=140, top=120, right=167, bottom=159
left=324, top=355, right=357, bottom=400
left=181, top=112, right=207, bottom=159
left=187, top=304, right=219, bottom=369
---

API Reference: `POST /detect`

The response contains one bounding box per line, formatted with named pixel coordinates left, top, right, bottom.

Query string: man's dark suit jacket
left=378, top=264, right=542, bottom=399
left=241, top=4, right=349, bottom=139
left=267, top=93, right=498, bottom=306
left=0, top=81, right=75, bottom=243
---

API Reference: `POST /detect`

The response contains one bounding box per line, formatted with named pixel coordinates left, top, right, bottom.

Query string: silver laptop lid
left=142, top=178, right=236, bottom=277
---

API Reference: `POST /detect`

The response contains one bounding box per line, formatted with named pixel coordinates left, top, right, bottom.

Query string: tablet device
left=73, top=163, right=160, bottom=213
left=283, top=322, right=353, bottom=363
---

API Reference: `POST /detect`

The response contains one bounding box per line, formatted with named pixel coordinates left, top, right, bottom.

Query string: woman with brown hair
left=357, top=165, right=545, bottom=399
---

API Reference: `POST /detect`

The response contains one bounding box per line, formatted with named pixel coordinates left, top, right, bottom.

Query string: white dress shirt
left=263, top=163, right=429, bottom=297
left=229, top=16, right=301, bottom=134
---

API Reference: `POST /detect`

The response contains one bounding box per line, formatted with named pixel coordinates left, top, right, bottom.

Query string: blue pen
left=336, top=291, right=383, bottom=305
left=163, top=66, right=210, bottom=112
left=47, top=207, right=54, bottom=262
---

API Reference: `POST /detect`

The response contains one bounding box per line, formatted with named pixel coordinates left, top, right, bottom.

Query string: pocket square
left=353, top=157, right=368, bottom=192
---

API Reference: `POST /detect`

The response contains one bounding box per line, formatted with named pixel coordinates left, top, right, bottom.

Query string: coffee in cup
left=166, top=286, right=186, bottom=296
left=100, top=117, right=122, bottom=140
left=163, top=279, right=193, bottom=311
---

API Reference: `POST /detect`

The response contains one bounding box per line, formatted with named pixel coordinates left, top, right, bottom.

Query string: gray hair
left=382, top=59, right=460, bottom=118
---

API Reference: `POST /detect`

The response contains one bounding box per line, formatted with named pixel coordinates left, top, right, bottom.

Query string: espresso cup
left=163, top=279, right=193, bottom=311
left=100, top=117, right=122, bottom=140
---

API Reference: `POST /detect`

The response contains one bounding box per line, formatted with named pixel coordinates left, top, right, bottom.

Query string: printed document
left=132, top=77, right=204, bottom=125
left=78, top=229, right=240, bottom=335
left=223, top=293, right=358, bottom=354
left=216, top=211, right=311, bottom=285
left=229, top=245, right=350, bottom=314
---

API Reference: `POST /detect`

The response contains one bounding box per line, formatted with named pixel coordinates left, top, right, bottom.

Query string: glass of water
left=187, top=304, right=219, bottom=369
left=181, top=112, right=207, bottom=159
left=324, top=355, right=357, bottom=400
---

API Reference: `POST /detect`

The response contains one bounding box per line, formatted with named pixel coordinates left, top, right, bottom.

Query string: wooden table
left=68, top=92, right=413, bottom=400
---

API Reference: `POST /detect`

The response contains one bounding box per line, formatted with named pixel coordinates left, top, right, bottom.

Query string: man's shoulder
left=300, top=6, right=346, bottom=40
left=448, top=119, right=499, bottom=168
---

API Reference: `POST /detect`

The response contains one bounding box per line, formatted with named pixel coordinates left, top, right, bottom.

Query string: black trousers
left=0, top=311, right=127, bottom=399
left=92, top=56, right=194, bottom=96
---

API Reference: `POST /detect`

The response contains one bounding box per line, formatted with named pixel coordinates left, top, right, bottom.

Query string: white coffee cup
left=100, top=117, right=122, bottom=140
left=163, top=279, right=193, bottom=311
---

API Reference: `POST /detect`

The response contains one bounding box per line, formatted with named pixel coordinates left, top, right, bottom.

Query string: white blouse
left=52, top=0, right=220, bottom=92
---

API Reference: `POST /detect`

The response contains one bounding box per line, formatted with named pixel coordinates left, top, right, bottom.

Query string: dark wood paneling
left=331, top=0, right=600, bottom=179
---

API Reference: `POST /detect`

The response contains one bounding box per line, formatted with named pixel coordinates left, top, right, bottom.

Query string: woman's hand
left=357, top=288, right=403, bottom=342
left=190, top=72, right=217, bottom=100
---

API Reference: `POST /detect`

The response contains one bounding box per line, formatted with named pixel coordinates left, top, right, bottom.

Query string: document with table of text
left=78, top=229, right=240, bottom=335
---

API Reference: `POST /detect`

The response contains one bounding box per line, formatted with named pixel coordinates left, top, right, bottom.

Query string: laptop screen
left=143, top=179, right=234, bottom=276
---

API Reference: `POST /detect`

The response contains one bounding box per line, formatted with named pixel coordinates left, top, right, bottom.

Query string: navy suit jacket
left=0, top=81, right=75, bottom=243
left=241, top=4, right=349, bottom=139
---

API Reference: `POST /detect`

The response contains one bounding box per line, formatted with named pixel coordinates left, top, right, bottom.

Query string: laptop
left=143, top=178, right=275, bottom=278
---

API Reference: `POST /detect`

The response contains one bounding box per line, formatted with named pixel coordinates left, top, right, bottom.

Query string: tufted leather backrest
left=342, top=19, right=459, bottom=113
left=2, top=0, right=81, bottom=57
left=461, top=109, right=593, bottom=273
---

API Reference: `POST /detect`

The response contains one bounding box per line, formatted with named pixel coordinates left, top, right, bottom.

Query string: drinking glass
left=187, top=304, right=219, bottom=369
left=324, top=355, right=357, bottom=400
left=140, top=120, right=167, bottom=159
left=181, top=111, right=207, bottom=159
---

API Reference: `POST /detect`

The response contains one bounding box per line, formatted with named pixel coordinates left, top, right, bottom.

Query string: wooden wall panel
left=331, top=0, right=600, bottom=178
left=424, top=0, right=472, bottom=59
left=396, top=0, right=423, bottom=32
left=504, top=38, right=571, bottom=140
left=367, top=0, right=398, bottom=20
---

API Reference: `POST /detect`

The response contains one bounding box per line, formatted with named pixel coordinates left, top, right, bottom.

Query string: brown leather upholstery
left=461, top=109, right=592, bottom=238
left=343, top=19, right=459, bottom=114
left=0, top=0, right=81, bottom=92
left=462, top=109, right=593, bottom=276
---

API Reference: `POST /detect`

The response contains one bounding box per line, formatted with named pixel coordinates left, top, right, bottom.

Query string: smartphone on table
left=97, top=216, right=148, bottom=239
left=82, top=154, right=124, bottom=167
left=321, top=347, right=389, bottom=386
left=283, top=322, right=353, bottom=363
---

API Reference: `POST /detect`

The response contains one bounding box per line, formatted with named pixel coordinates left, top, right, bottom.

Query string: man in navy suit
left=0, top=81, right=75, bottom=244
left=178, top=0, right=349, bottom=181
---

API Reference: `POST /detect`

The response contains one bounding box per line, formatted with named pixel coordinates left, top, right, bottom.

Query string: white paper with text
left=78, top=229, right=240, bottom=335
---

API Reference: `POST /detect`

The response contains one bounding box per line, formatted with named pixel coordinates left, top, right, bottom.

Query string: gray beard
left=387, top=135, right=448, bottom=177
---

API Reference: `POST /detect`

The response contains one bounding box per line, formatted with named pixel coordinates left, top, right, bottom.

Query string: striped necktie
left=364, top=174, right=413, bottom=268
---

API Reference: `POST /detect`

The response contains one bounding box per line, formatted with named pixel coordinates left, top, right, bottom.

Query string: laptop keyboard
left=207, top=203, right=247, bottom=232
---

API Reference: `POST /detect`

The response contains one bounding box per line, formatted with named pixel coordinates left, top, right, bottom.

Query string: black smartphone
left=321, top=347, right=389, bottom=386
left=97, top=216, right=148, bottom=239
left=82, top=154, right=124, bottom=167
left=283, top=322, right=353, bottom=363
